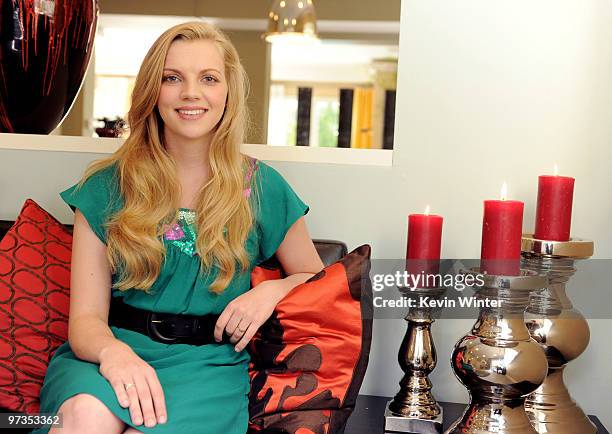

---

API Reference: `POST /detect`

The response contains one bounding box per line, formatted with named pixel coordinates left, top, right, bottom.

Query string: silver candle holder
left=521, top=234, right=596, bottom=434
left=446, top=268, right=549, bottom=434
left=384, top=285, right=445, bottom=434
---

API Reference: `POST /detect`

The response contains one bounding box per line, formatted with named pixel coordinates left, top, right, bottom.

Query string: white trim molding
left=0, top=133, right=123, bottom=154
left=0, top=134, right=393, bottom=166
left=242, top=143, right=392, bottom=166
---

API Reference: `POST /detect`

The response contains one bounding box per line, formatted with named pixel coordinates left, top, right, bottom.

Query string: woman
left=34, top=21, right=323, bottom=434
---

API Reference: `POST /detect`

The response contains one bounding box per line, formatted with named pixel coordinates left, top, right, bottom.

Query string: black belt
left=108, top=297, right=229, bottom=345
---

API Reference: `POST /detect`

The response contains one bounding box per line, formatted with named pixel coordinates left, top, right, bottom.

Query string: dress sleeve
left=254, top=162, right=310, bottom=264
left=59, top=165, right=122, bottom=244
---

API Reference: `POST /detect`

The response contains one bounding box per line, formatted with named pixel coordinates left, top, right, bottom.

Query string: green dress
left=31, top=160, right=308, bottom=434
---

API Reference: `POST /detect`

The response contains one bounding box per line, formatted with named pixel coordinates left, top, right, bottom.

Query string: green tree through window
left=317, top=102, right=339, bottom=148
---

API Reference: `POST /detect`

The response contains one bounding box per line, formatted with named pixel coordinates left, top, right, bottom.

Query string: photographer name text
left=373, top=296, right=500, bottom=308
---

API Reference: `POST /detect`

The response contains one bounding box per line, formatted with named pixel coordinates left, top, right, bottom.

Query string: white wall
left=272, top=0, right=612, bottom=427
left=1, top=0, right=610, bottom=428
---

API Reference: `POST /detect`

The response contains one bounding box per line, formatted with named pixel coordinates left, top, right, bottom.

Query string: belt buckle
left=147, top=312, right=179, bottom=343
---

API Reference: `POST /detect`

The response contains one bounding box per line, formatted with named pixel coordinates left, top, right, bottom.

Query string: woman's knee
left=51, top=393, right=124, bottom=434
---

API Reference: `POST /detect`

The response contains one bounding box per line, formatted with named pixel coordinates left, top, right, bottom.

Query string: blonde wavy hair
left=79, top=21, right=254, bottom=294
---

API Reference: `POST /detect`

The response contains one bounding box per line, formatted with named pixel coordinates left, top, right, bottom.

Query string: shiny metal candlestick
left=446, top=269, right=549, bottom=434
left=384, top=286, right=445, bottom=434
left=521, top=234, right=595, bottom=434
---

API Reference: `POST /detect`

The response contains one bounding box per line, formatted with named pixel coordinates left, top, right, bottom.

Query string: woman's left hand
left=214, top=280, right=286, bottom=352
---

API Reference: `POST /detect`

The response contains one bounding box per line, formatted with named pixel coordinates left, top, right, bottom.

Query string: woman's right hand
left=98, top=342, right=167, bottom=428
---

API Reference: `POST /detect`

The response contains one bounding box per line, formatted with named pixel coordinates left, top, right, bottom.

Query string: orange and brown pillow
left=248, top=245, right=373, bottom=434
left=0, top=199, right=72, bottom=413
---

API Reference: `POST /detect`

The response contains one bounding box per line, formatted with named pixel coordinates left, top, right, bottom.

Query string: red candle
left=534, top=168, right=575, bottom=241
left=481, top=183, right=524, bottom=276
left=406, top=206, right=443, bottom=278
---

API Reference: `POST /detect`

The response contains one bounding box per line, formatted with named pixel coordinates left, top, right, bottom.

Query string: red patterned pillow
left=0, top=199, right=72, bottom=413
left=248, top=245, right=373, bottom=434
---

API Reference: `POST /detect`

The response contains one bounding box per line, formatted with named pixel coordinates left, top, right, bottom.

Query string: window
left=267, top=39, right=398, bottom=149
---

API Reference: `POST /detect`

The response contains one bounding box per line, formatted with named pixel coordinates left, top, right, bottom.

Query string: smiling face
left=157, top=39, right=228, bottom=147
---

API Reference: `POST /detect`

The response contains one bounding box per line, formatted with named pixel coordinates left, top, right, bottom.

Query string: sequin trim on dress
left=163, top=209, right=197, bottom=256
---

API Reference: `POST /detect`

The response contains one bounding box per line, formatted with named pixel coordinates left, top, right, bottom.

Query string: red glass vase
left=0, top=0, right=98, bottom=134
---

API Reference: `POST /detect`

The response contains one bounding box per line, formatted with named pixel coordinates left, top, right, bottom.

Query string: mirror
left=57, top=1, right=400, bottom=151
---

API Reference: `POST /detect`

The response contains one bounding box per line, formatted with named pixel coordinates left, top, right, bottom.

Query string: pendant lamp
left=264, top=0, right=318, bottom=43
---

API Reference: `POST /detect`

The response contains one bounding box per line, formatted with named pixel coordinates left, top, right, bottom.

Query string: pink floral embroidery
left=163, top=223, right=185, bottom=241
left=244, top=158, right=258, bottom=198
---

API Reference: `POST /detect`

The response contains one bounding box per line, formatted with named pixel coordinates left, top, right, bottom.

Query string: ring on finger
left=124, top=383, right=135, bottom=391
